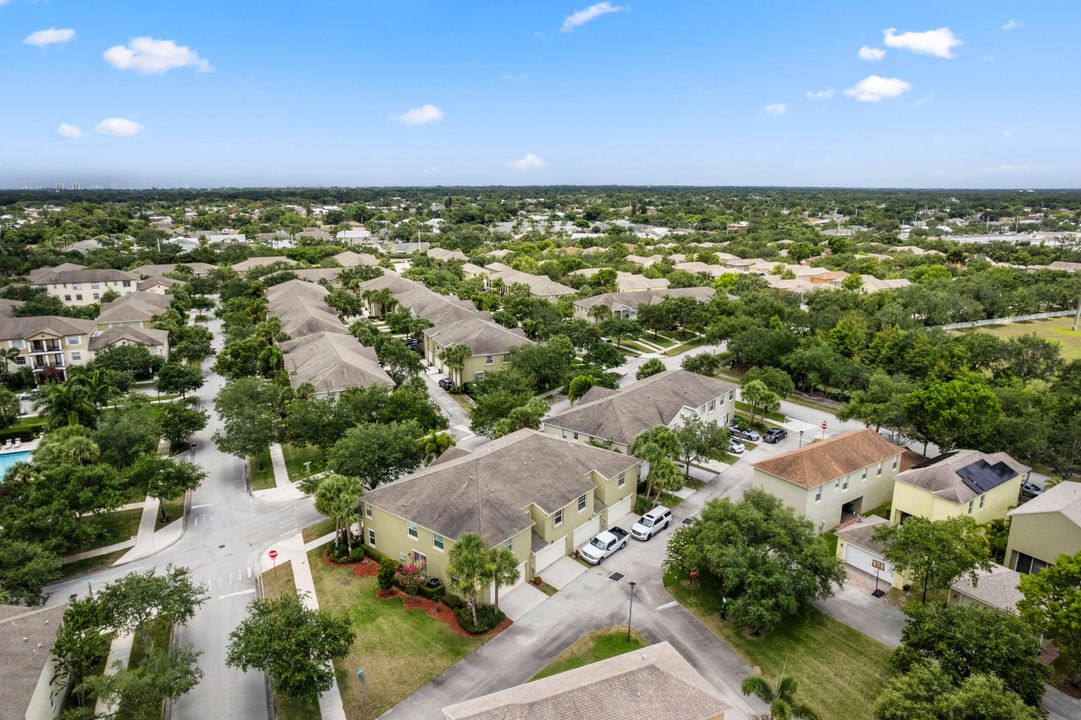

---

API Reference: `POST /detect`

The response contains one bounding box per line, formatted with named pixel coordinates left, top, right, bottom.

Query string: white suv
left=631, top=506, right=672, bottom=541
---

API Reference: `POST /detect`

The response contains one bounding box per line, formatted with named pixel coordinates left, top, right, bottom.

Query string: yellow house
left=359, top=429, right=641, bottom=600
left=890, top=450, right=1026, bottom=526
left=1004, top=481, right=1081, bottom=575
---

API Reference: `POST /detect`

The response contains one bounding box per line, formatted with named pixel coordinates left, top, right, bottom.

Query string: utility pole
left=1073, top=293, right=1081, bottom=332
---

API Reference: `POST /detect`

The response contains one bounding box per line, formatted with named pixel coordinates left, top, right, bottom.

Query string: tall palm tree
left=1, top=347, right=22, bottom=375
left=71, top=369, right=119, bottom=411
left=487, top=546, right=520, bottom=614
left=741, top=672, right=820, bottom=720
left=35, top=382, right=96, bottom=428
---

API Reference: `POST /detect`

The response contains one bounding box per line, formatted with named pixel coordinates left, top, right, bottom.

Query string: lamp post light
left=798, top=429, right=804, bottom=448
left=626, top=581, right=637, bottom=641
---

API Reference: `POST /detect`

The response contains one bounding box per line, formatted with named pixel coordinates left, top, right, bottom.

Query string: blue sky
left=2, top=1, right=1079, bottom=188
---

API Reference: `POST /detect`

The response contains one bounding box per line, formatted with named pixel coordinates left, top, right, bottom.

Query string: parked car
left=728, top=438, right=746, bottom=455
left=579, top=527, right=630, bottom=565
left=438, top=377, right=454, bottom=391
left=763, top=428, right=788, bottom=444
left=631, top=506, right=673, bottom=541
left=18, top=389, right=41, bottom=401
left=728, top=421, right=761, bottom=442
left=1020, top=480, right=1045, bottom=500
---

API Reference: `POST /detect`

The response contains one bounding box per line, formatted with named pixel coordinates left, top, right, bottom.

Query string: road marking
left=193, top=516, right=200, bottom=526
left=247, top=566, right=252, bottom=579
left=219, top=588, right=256, bottom=600
left=655, top=600, right=678, bottom=611
left=190, top=503, right=218, bottom=509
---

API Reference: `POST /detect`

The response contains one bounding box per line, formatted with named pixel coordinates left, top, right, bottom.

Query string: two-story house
left=752, top=429, right=904, bottom=533
left=360, top=429, right=641, bottom=597
left=542, top=369, right=736, bottom=453
left=572, top=287, right=715, bottom=322
left=890, top=450, right=1027, bottom=526
left=0, top=316, right=96, bottom=379
left=94, top=292, right=172, bottom=330
left=30, top=264, right=139, bottom=306
left=423, top=317, right=531, bottom=385
left=1004, top=480, right=1081, bottom=575
left=461, top=262, right=575, bottom=300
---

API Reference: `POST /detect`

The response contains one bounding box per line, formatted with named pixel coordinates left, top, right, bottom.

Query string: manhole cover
left=682, top=518, right=694, bottom=525
left=608, top=572, right=624, bottom=582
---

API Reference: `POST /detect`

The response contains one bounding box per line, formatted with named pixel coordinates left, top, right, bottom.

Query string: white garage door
left=573, top=516, right=602, bottom=549
left=533, top=541, right=565, bottom=574
left=607, top=496, right=633, bottom=526
left=845, top=544, right=894, bottom=583
left=507, top=561, right=528, bottom=591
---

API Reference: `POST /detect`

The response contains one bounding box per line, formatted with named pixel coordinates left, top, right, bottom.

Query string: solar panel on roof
left=957, top=459, right=1016, bottom=494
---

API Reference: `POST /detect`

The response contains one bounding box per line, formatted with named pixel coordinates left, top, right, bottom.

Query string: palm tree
left=418, top=430, right=453, bottom=466
left=1, top=347, right=21, bottom=375
left=438, top=344, right=471, bottom=388
left=741, top=672, right=820, bottom=720
left=35, top=382, right=95, bottom=428
left=487, top=546, right=520, bottom=614
left=447, top=533, right=489, bottom=626
left=71, top=369, right=120, bottom=411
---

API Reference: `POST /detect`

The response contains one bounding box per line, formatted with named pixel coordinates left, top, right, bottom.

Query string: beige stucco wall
left=753, top=452, right=901, bottom=533
left=423, top=336, right=512, bottom=385
left=891, top=476, right=1021, bottom=525
left=1005, top=512, right=1081, bottom=571
left=1, top=331, right=91, bottom=376
left=44, top=280, right=136, bottom=306
left=24, top=655, right=64, bottom=720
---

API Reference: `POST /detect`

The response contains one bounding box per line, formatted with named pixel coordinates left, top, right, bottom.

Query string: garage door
left=845, top=544, right=894, bottom=583
left=607, top=496, right=633, bottom=526
left=533, top=541, right=565, bottom=574
left=573, top=516, right=601, bottom=549
left=507, top=561, right=527, bottom=591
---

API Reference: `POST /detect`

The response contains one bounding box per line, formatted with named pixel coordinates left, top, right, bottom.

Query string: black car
left=1020, top=480, right=1045, bottom=500
left=438, top=377, right=454, bottom=391
left=763, top=428, right=788, bottom=444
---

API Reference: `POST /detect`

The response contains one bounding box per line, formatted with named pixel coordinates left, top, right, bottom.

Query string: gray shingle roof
left=280, top=332, right=391, bottom=393
left=834, top=515, right=890, bottom=553
left=0, top=315, right=96, bottom=340
left=543, top=370, right=735, bottom=447
left=1009, top=480, right=1081, bottom=527
left=895, top=450, right=1027, bottom=505
left=0, top=299, right=25, bottom=318
left=423, top=317, right=530, bottom=356
left=950, top=563, right=1023, bottom=613
left=89, top=326, right=169, bottom=351
left=129, top=262, right=216, bottom=277
left=483, top=263, right=574, bottom=297
left=360, top=274, right=486, bottom=326
left=32, top=267, right=139, bottom=285
left=95, top=292, right=171, bottom=325
left=333, top=251, right=380, bottom=267
left=363, top=429, right=639, bottom=546
left=0, top=604, right=66, bottom=718
left=441, top=641, right=729, bottom=720
left=231, top=256, right=296, bottom=272
left=574, top=287, right=714, bottom=312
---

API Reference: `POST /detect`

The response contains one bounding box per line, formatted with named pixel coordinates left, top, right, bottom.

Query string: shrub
left=349, top=547, right=366, bottom=562
left=377, top=558, right=398, bottom=591
left=442, top=593, right=463, bottom=609
left=455, top=604, right=505, bottom=634
left=364, top=545, right=387, bottom=564
left=419, top=577, right=445, bottom=601
left=327, top=543, right=350, bottom=563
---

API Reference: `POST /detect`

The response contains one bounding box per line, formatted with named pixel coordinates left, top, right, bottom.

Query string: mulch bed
left=382, top=587, right=512, bottom=638
left=351, top=559, right=379, bottom=578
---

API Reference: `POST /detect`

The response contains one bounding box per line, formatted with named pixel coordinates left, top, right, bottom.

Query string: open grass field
left=952, top=317, right=1081, bottom=360
left=309, top=548, right=489, bottom=720
left=665, top=571, right=893, bottom=720
left=531, top=627, right=646, bottom=680
left=249, top=450, right=274, bottom=491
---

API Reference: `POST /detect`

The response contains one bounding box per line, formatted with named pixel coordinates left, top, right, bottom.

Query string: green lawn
left=302, top=518, right=337, bottom=544
left=866, top=502, right=892, bottom=520
left=68, top=508, right=143, bottom=556
left=619, top=339, right=654, bottom=354
left=952, top=317, right=1081, bottom=361
left=665, top=571, right=893, bottom=720
left=642, top=333, right=676, bottom=348
left=60, top=548, right=128, bottom=579
left=662, top=338, right=707, bottom=357
left=155, top=497, right=186, bottom=531
left=532, top=627, right=646, bottom=680
left=283, top=444, right=325, bottom=481
left=308, top=548, right=489, bottom=720
left=735, top=401, right=785, bottom=423
left=249, top=450, right=275, bottom=491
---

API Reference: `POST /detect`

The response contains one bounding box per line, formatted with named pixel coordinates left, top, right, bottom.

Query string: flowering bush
left=396, top=562, right=426, bottom=598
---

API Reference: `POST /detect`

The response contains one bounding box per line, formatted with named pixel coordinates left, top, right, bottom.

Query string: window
left=842, top=477, right=848, bottom=491
left=73, top=284, right=81, bottom=290
left=553, top=509, right=563, bottom=527
left=967, top=500, right=974, bottom=514
left=65, top=336, right=80, bottom=345
left=862, top=468, right=868, bottom=481
left=433, top=534, right=444, bottom=550
left=408, top=525, right=418, bottom=539
left=577, top=494, right=587, bottom=511
left=708, top=399, right=716, bottom=411
left=474, top=372, right=484, bottom=381
left=91, top=282, right=100, bottom=289
left=365, top=503, right=372, bottom=517
left=617, top=472, right=626, bottom=487
left=1015, top=552, right=1050, bottom=575
left=368, top=529, right=376, bottom=546
left=485, top=355, right=494, bottom=365
left=75, top=294, right=83, bottom=301
left=10, top=340, right=23, bottom=349
left=892, top=456, right=899, bottom=470
left=728, top=390, right=735, bottom=401
left=412, top=551, right=427, bottom=565
left=573, top=432, right=579, bottom=440
left=64, top=295, right=71, bottom=301
left=71, top=352, right=81, bottom=362
left=814, top=487, right=822, bottom=503
left=877, top=463, right=883, bottom=477
left=122, top=281, right=132, bottom=288
left=92, top=293, right=100, bottom=300
left=502, top=538, right=512, bottom=550
left=15, top=356, right=25, bottom=365
left=979, top=494, right=985, bottom=508
left=504, top=354, right=511, bottom=363
left=834, top=479, right=840, bottom=490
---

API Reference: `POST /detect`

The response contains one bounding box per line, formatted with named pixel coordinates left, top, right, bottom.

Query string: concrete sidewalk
left=252, top=443, right=307, bottom=502
left=262, top=531, right=346, bottom=720
left=95, top=632, right=134, bottom=716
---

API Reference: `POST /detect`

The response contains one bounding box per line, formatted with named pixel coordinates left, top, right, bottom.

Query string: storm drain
left=682, top=518, right=695, bottom=525
left=608, top=572, right=624, bottom=582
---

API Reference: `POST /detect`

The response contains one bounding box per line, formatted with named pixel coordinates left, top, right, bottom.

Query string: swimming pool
left=0, top=450, right=32, bottom=478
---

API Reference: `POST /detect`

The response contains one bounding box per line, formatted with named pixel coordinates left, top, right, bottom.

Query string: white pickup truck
left=579, top=527, right=630, bottom=565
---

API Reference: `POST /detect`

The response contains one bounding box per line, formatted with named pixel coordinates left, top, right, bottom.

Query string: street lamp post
left=626, top=581, right=637, bottom=641
left=798, top=429, right=804, bottom=448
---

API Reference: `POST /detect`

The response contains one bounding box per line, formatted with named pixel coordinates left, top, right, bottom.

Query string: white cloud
left=23, top=28, right=76, bottom=48
left=392, top=104, right=444, bottom=125
left=501, top=73, right=528, bottom=81
left=858, top=46, right=885, bottom=61
left=561, top=2, right=624, bottom=32
left=1003, top=19, right=1023, bottom=31
left=764, top=103, right=787, bottom=116
left=94, top=117, right=144, bottom=137
left=56, top=123, right=83, bottom=139
left=103, top=37, right=211, bottom=74
left=844, top=75, right=912, bottom=102
left=510, top=152, right=546, bottom=171
left=883, top=27, right=962, bottom=58
left=805, top=88, right=834, bottom=100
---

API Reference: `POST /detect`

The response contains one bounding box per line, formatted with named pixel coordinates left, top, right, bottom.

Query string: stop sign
left=269, top=550, right=278, bottom=560
left=821, top=421, right=827, bottom=430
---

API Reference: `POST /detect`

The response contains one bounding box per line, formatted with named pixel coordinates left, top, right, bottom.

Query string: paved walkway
left=261, top=531, right=347, bottom=720
left=252, top=443, right=307, bottom=501
left=95, top=632, right=134, bottom=716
